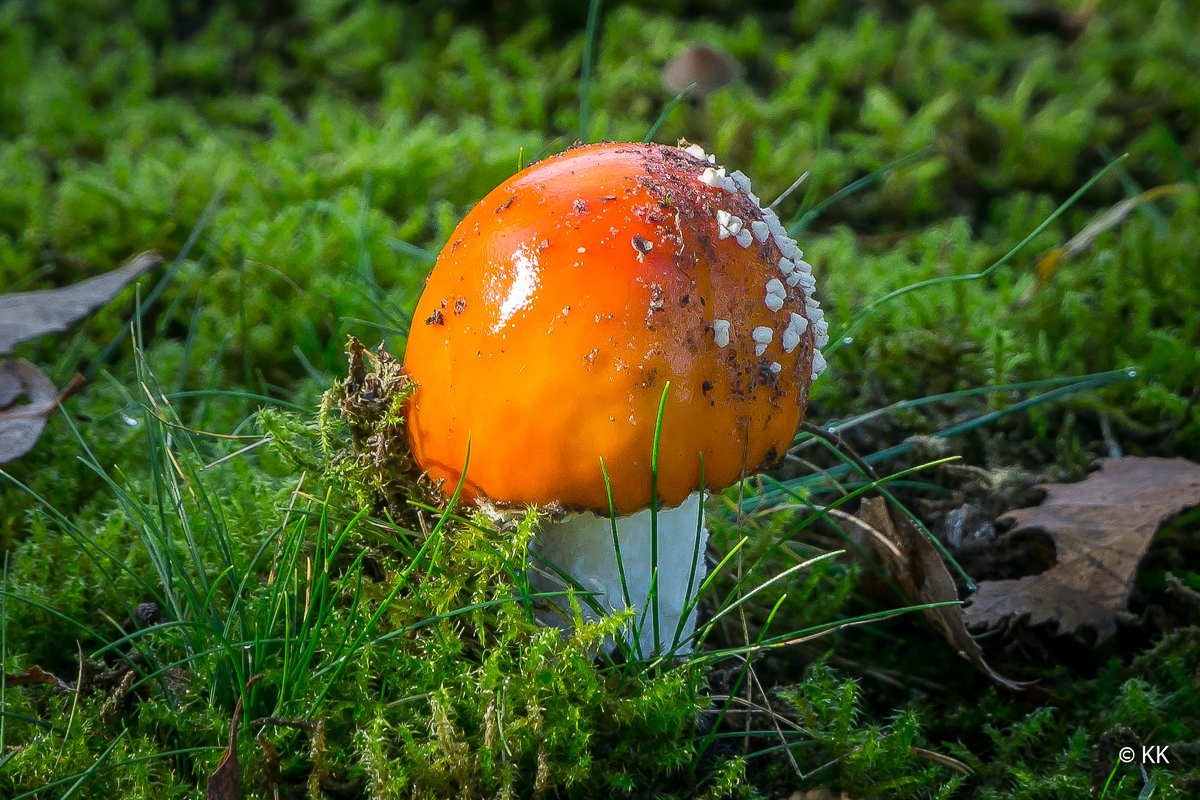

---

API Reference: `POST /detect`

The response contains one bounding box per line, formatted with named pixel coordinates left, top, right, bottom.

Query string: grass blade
left=643, top=83, right=695, bottom=143
left=579, top=0, right=604, bottom=142
left=828, top=154, right=1128, bottom=354
left=649, top=381, right=671, bottom=653
left=787, top=148, right=933, bottom=234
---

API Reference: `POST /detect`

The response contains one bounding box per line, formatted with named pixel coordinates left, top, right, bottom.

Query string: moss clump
left=317, top=334, right=428, bottom=516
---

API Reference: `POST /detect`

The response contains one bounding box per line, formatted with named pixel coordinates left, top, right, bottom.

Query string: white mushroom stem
left=528, top=492, right=708, bottom=656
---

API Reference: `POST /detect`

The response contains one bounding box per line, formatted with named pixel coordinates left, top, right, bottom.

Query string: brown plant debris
left=207, top=673, right=264, bottom=800
left=250, top=717, right=326, bottom=799
left=99, top=669, right=137, bottom=726
left=963, top=457, right=1200, bottom=640
left=1166, top=572, right=1200, bottom=608
left=8, top=648, right=163, bottom=699
left=1017, top=184, right=1187, bottom=307
left=2, top=665, right=73, bottom=692
left=322, top=335, right=438, bottom=515
left=0, top=250, right=161, bottom=354
left=257, top=734, right=282, bottom=800
left=847, top=498, right=1025, bottom=690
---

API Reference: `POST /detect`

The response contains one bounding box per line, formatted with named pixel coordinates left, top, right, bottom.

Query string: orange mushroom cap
left=403, top=141, right=827, bottom=515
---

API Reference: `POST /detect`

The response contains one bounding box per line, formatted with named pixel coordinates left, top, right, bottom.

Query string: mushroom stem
left=529, top=492, right=708, bottom=656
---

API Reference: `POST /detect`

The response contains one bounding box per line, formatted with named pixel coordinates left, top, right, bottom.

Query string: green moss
left=0, top=361, right=735, bottom=798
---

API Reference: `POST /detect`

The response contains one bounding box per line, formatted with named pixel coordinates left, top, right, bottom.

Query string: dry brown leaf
left=3, top=665, right=73, bottom=692
left=0, top=251, right=161, bottom=354
left=849, top=498, right=1025, bottom=690
left=0, top=250, right=157, bottom=462
left=0, top=359, right=58, bottom=464
left=963, top=457, right=1200, bottom=640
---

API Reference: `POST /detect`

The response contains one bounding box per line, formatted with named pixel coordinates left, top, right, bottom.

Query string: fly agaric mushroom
left=402, top=141, right=828, bottom=654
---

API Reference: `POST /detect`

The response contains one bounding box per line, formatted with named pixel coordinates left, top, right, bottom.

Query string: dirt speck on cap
left=646, top=283, right=665, bottom=327
left=631, top=234, right=653, bottom=259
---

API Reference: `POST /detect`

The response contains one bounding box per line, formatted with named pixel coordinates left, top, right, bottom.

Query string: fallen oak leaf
left=0, top=249, right=154, bottom=462
left=0, top=250, right=162, bottom=354
left=0, top=364, right=86, bottom=464
left=848, top=498, right=1026, bottom=691
left=963, top=457, right=1200, bottom=640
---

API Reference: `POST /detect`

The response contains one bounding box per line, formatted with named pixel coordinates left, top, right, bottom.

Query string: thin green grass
left=644, top=82, right=696, bottom=143
left=4, top=356, right=660, bottom=793
left=84, top=186, right=225, bottom=382
left=649, top=381, right=670, bottom=653
left=747, top=366, right=1139, bottom=509
left=788, top=147, right=934, bottom=235
left=579, top=0, right=604, bottom=142
left=9, top=746, right=225, bottom=800
left=827, top=154, right=1129, bottom=356
left=52, top=730, right=129, bottom=800
left=669, top=454, right=707, bottom=655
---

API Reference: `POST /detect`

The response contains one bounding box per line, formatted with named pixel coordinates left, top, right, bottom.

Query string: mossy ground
left=2, top=1, right=1199, bottom=797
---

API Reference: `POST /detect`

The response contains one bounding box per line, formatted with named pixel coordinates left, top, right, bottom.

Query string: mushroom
left=402, top=141, right=828, bottom=655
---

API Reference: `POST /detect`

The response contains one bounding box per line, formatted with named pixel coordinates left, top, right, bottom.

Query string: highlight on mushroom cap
left=402, top=140, right=828, bottom=515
